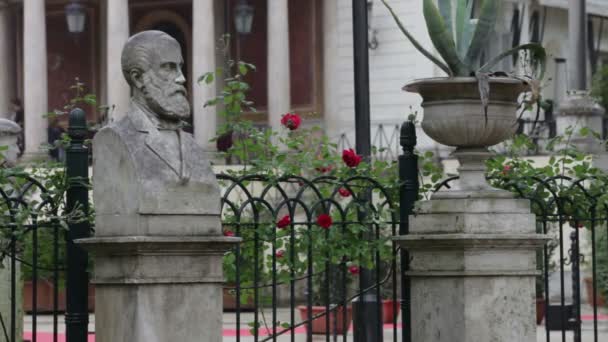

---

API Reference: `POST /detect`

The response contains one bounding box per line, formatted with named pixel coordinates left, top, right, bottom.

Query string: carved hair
left=121, top=30, right=178, bottom=86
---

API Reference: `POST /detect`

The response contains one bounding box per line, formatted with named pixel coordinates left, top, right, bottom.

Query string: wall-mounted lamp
left=234, top=0, right=255, bottom=35
left=368, top=0, right=379, bottom=49
left=65, top=1, right=86, bottom=34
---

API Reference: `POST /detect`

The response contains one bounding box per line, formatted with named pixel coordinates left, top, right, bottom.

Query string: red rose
left=316, top=214, right=332, bottom=229
left=338, top=188, right=351, bottom=197
left=277, top=215, right=291, bottom=229
left=342, top=149, right=362, bottom=168
left=348, top=265, right=360, bottom=275
left=502, top=165, right=512, bottom=175
left=275, top=250, right=285, bottom=258
left=223, top=230, right=235, bottom=237
left=280, top=113, right=302, bottom=130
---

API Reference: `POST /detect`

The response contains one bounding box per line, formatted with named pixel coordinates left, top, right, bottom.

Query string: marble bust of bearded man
left=92, top=30, right=221, bottom=236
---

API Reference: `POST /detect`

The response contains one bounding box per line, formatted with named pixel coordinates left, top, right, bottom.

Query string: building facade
left=1, top=0, right=608, bottom=161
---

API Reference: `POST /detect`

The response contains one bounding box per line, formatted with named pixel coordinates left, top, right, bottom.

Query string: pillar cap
left=558, top=90, right=605, bottom=117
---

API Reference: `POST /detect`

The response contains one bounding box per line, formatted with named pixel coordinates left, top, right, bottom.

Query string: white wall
left=324, top=0, right=442, bottom=154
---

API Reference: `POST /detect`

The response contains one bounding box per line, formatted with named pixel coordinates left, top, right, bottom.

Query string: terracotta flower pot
left=223, top=286, right=255, bottom=311
left=584, top=277, right=607, bottom=307
left=298, top=305, right=352, bottom=335
left=24, top=280, right=96, bottom=313
left=382, top=299, right=400, bottom=324
left=536, top=297, right=546, bottom=325
left=23, top=279, right=65, bottom=313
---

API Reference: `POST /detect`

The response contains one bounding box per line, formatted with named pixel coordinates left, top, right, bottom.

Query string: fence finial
left=400, top=121, right=416, bottom=153
left=68, top=108, right=87, bottom=141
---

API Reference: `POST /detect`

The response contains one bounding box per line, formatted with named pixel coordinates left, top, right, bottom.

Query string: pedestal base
left=395, top=197, right=547, bottom=342
left=78, top=236, right=240, bottom=342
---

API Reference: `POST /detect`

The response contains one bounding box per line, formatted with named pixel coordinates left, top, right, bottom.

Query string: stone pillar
left=395, top=95, right=547, bottom=342
left=0, top=1, right=15, bottom=116
left=556, top=91, right=605, bottom=154
left=0, top=119, right=23, bottom=341
left=555, top=91, right=608, bottom=171
left=192, top=0, right=217, bottom=152
left=23, top=0, right=48, bottom=159
left=267, top=0, right=291, bottom=132
left=322, top=0, right=344, bottom=140
left=569, top=0, right=587, bottom=90
left=395, top=196, right=546, bottom=341
left=106, top=0, right=130, bottom=122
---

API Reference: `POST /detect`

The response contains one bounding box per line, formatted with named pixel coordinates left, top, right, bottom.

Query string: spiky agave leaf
left=423, top=0, right=470, bottom=76
left=464, top=0, right=499, bottom=68
left=478, top=43, right=547, bottom=79
left=455, top=0, right=475, bottom=59
left=438, top=0, right=454, bottom=42
left=380, top=0, right=452, bottom=75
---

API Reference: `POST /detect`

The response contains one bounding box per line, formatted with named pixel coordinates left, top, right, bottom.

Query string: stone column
left=395, top=144, right=547, bottom=340
left=0, top=1, right=15, bottom=116
left=556, top=91, right=606, bottom=154
left=0, top=119, right=23, bottom=341
left=395, top=196, right=546, bottom=341
left=569, top=0, right=587, bottom=90
left=23, top=0, right=48, bottom=159
left=106, top=0, right=130, bottom=122
left=267, top=0, right=291, bottom=132
left=192, top=0, right=217, bottom=152
left=555, top=91, right=608, bottom=171
left=322, top=0, right=343, bottom=140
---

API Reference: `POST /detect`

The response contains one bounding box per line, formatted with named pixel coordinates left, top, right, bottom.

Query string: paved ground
left=23, top=305, right=608, bottom=341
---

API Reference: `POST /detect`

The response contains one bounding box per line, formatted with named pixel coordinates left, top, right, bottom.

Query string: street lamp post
left=352, top=1, right=381, bottom=341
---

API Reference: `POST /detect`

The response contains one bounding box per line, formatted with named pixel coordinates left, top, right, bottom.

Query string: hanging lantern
left=65, top=1, right=87, bottom=34
left=234, top=0, right=254, bottom=35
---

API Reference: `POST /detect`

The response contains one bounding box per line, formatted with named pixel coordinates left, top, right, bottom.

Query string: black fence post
left=65, top=108, right=91, bottom=342
left=399, top=121, right=418, bottom=342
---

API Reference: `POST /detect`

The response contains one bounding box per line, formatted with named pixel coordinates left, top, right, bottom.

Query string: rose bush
left=202, top=55, right=399, bottom=308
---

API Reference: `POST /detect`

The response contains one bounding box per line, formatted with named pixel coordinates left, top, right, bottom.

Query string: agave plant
left=381, top=0, right=546, bottom=79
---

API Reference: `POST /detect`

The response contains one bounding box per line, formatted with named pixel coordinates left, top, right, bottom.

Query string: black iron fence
left=4, top=112, right=605, bottom=342
left=217, top=171, right=403, bottom=341
left=0, top=109, right=92, bottom=342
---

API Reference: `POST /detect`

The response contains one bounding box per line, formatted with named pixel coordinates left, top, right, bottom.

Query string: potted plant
left=378, top=261, right=399, bottom=324
left=298, top=264, right=355, bottom=335
left=382, top=0, right=545, bottom=193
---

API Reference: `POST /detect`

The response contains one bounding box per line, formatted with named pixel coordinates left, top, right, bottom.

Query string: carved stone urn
left=404, top=77, right=528, bottom=198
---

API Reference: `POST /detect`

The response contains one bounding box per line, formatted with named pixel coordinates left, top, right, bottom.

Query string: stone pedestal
left=395, top=197, right=546, bottom=342
left=81, top=31, right=240, bottom=342
left=0, top=118, right=23, bottom=340
left=556, top=90, right=606, bottom=154
left=79, top=236, right=235, bottom=342
left=0, top=253, right=22, bottom=342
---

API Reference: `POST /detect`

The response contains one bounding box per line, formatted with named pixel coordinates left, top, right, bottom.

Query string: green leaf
left=380, top=0, right=452, bottom=76
left=423, top=0, right=469, bottom=76
left=455, top=0, right=473, bottom=53
left=458, top=19, right=477, bottom=60
left=438, top=0, right=453, bottom=42
left=238, top=62, right=249, bottom=76
left=464, top=0, right=499, bottom=67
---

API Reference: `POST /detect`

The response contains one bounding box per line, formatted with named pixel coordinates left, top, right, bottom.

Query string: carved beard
left=141, top=72, right=191, bottom=122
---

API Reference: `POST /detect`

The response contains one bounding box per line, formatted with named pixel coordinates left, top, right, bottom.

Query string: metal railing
left=0, top=108, right=92, bottom=342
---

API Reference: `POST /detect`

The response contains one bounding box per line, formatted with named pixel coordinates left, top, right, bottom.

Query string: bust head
left=121, top=30, right=190, bottom=123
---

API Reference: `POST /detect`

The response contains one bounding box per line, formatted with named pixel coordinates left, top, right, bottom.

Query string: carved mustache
left=171, top=86, right=187, bottom=97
